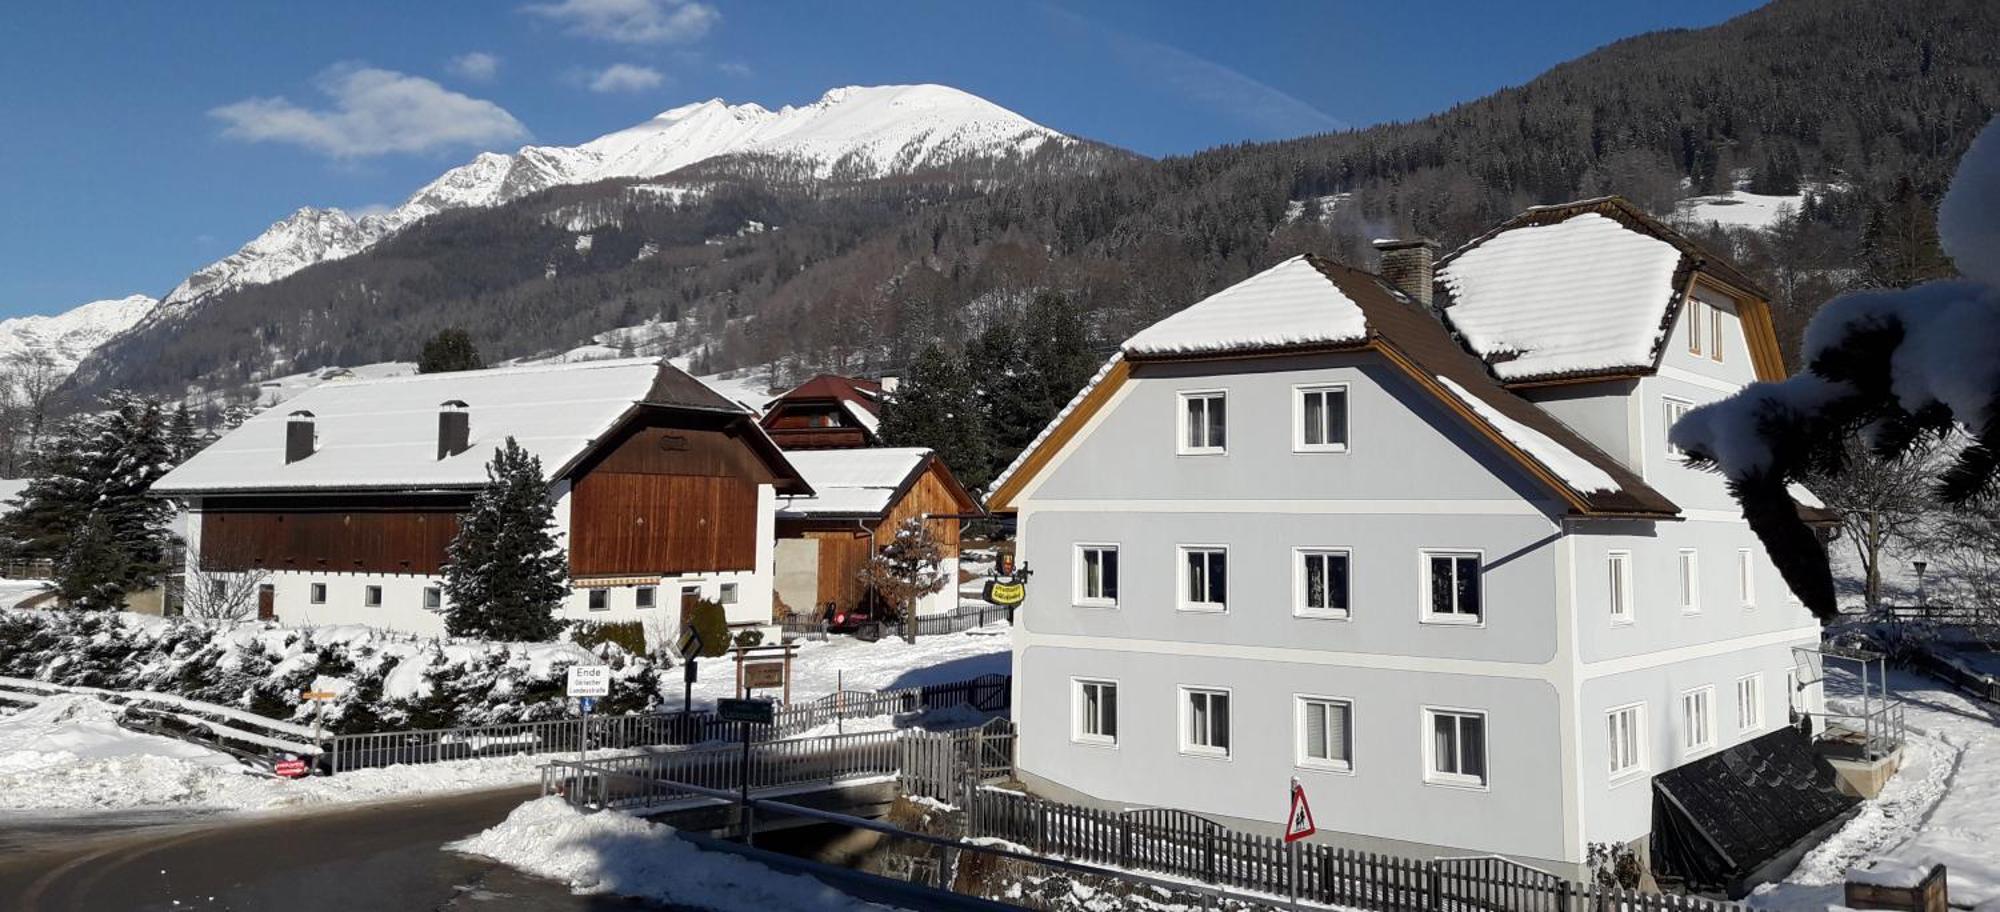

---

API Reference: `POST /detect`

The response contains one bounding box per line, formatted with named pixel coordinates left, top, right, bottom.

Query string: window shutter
left=1326, top=703, right=1350, bottom=762
left=1304, top=703, right=1328, bottom=759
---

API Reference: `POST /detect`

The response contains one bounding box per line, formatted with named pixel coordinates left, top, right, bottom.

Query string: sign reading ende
left=567, top=664, right=611, bottom=698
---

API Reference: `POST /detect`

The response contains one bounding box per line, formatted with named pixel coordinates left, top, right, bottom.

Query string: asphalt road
left=0, top=786, right=682, bottom=912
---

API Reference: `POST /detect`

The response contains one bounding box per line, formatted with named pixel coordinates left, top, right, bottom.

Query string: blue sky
left=0, top=0, right=1763, bottom=318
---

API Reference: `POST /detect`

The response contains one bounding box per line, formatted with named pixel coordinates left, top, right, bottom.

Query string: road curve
left=0, top=785, right=670, bottom=911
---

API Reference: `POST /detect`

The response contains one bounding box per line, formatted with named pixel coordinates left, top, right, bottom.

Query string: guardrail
left=544, top=729, right=908, bottom=811
left=326, top=672, right=1012, bottom=774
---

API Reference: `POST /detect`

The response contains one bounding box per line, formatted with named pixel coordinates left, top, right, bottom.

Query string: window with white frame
left=1664, top=397, right=1694, bottom=458
left=1295, top=385, right=1349, bottom=452
left=719, top=583, right=738, bottom=605
left=423, top=586, right=443, bottom=611
left=1738, top=549, right=1756, bottom=609
left=588, top=589, right=609, bottom=611
left=1686, top=300, right=1707, bottom=356
left=1607, top=551, right=1633, bottom=624
left=1181, top=687, right=1232, bottom=757
left=1074, top=679, right=1118, bottom=745
left=1180, top=546, right=1227, bottom=612
left=1179, top=391, right=1227, bottom=454
left=1296, top=697, right=1353, bottom=771
left=1296, top=549, right=1351, bottom=618
left=1425, top=708, right=1488, bottom=787
left=1785, top=669, right=1801, bottom=714
left=1607, top=703, right=1645, bottom=779
left=1076, top=544, right=1120, bottom=607
left=636, top=586, right=656, bottom=609
left=1681, top=686, right=1715, bottom=755
left=309, top=582, right=327, bottom=605
left=364, top=585, right=383, bottom=608
left=1422, top=551, right=1482, bottom=624
left=1678, top=549, right=1701, bottom=613
left=1709, top=303, right=1725, bottom=363
left=1736, top=674, right=1763, bottom=732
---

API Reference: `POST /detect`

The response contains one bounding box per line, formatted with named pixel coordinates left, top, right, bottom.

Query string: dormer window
left=285, top=411, right=316, bottom=464
left=437, top=400, right=470, bottom=460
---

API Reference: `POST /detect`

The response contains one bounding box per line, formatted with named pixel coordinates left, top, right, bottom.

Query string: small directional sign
left=717, top=697, right=775, bottom=726
left=300, top=690, right=338, bottom=702
left=274, top=756, right=311, bottom=779
left=567, top=664, right=611, bottom=698
left=578, top=696, right=596, bottom=713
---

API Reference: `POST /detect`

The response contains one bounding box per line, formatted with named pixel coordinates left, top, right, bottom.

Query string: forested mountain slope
left=69, top=0, right=2000, bottom=406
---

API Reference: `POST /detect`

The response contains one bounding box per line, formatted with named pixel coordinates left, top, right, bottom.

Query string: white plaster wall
left=1570, top=519, right=1820, bottom=663
left=916, top=556, right=960, bottom=616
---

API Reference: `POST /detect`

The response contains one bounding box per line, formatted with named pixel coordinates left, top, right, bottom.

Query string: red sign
left=1284, top=779, right=1317, bottom=843
left=274, top=758, right=310, bottom=779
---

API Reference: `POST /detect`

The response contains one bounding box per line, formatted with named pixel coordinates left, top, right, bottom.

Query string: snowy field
left=0, top=622, right=1011, bottom=816
left=1749, top=667, right=2000, bottom=910
left=451, top=796, right=899, bottom=910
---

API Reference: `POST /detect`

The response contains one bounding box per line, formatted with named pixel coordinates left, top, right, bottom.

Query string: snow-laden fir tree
left=856, top=516, right=951, bottom=642
left=880, top=343, right=992, bottom=487
left=442, top=437, right=569, bottom=641
left=418, top=328, right=486, bottom=374
left=7, top=392, right=178, bottom=607
left=1673, top=114, right=2000, bottom=621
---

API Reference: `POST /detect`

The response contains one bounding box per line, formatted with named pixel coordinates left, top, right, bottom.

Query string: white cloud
left=210, top=65, right=530, bottom=159
left=588, top=63, right=666, bottom=93
left=448, top=52, right=502, bottom=82
left=524, top=0, right=719, bottom=44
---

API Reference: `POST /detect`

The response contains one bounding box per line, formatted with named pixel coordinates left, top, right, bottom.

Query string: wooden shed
left=772, top=447, right=981, bottom=619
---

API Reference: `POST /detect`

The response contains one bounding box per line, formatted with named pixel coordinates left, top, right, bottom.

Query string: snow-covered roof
left=777, top=447, right=933, bottom=517
left=154, top=358, right=748, bottom=494
left=1434, top=376, right=1617, bottom=494
left=1122, top=256, right=1370, bottom=357
left=1436, top=210, right=1685, bottom=382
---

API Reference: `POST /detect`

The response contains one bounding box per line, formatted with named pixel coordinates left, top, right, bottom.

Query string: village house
left=759, top=373, right=887, bottom=450
left=985, top=198, right=1838, bottom=881
left=151, top=358, right=811, bottom=647
left=772, top=447, right=981, bottom=621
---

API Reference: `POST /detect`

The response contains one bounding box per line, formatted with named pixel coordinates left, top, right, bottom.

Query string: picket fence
left=324, top=671, right=1010, bottom=773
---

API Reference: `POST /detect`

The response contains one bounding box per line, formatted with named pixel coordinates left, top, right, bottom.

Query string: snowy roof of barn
left=153, top=357, right=795, bottom=495
left=1434, top=197, right=1771, bottom=383
left=776, top=447, right=976, bottom=519
left=989, top=253, right=1679, bottom=516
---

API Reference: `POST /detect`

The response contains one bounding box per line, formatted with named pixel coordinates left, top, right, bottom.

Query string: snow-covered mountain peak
left=0, top=293, right=158, bottom=371
left=156, top=83, right=1076, bottom=313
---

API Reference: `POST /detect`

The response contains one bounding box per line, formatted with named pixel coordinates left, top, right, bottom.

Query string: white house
left=152, top=358, right=811, bottom=647
left=984, top=198, right=1834, bottom=879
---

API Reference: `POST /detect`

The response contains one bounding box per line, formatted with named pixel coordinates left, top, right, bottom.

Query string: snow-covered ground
left=0, top=578, right=49, bottom=608
left=0, top=622, right=1012, bottom=815
left=1673, top=189, right=1809, bottom=231
left=450, top=796, right=900, bottom=909
left=1750, top=666, right=2000, bottom=910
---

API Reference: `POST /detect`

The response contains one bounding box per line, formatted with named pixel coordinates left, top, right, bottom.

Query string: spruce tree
left=418, top=328, right=486, bottom=374
left=881, top=344, right=993, bottom=489
left=1861, top=178, right=1955, bottom=288
left=55, top=513, right=132, bottom=610
left=168, top=403, right=200, bottom=464
left=985, top=292, right=1098, bottom=472
left=442, top=438, right=569, bottom=642
left=6, top=393, right=176, bottom=596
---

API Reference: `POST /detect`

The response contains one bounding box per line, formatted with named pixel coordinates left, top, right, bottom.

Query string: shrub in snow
left=857, top=516, right=950, bottom=641
left=684, top=598, right=729, bottom=657
left=1673, top=115, right=2000, bottom=620
left=443, top=437, right=570, bottom=642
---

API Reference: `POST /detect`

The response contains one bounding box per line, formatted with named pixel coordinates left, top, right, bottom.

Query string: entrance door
left=257, top=584, right=275, bottom=621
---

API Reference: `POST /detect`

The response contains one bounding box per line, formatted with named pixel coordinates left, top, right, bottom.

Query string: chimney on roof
left=437, top=400, right=470, bottom=460
left=1373, top=238, right=1439, bottom=309
left=285, top=411, right=316, bottom=464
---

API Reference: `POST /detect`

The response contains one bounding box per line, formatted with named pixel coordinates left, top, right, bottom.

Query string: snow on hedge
left=1438, top=211, right=1685, bottom=381
left=1673, top=116, right=2000, bottom=481
left=1121, top=256, right=1368, bottom=357
left=450, top=796, right=896, bottom=910
left=1434, top=376, right=1618, bottom=494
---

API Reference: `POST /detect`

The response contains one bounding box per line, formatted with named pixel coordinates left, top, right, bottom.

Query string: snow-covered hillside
left=0, top=293, right=156, bottom=374
left=156, top=84, right=1072, bottom=315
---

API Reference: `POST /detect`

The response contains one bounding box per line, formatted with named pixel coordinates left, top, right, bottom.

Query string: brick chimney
left=437, top=400, right=470, bottom=460
left=285, top=411, right=317, bottom=464
left=1373, top=238, right=1439, bottom=309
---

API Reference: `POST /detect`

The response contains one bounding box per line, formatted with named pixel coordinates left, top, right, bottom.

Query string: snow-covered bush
left=0, top=611, right=667, bottom=735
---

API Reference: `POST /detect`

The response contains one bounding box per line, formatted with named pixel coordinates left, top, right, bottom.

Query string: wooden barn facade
left=771, top=448, right=981, bottom=620
left=758, top=374, right=885, bottom=450
left=153, top=358, right=809, bottom=645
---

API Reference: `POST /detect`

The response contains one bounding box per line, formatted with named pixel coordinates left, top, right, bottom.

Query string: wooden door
left=256, top=584, right=275, bottom=621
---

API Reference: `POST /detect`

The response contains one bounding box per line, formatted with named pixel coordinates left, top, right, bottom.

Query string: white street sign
left=567, top=664, right=611, bottom=698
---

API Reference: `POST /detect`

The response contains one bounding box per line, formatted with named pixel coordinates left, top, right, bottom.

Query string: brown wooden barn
left=151, top=358, right=809, bottom=645
left=771, top=447, right=981, bottom=621
left=758, top=374, right=885, bottom=450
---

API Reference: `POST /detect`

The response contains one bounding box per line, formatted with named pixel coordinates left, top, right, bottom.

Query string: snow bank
left=1434, top=376, right=1617, bottom=493
left=687, top=621, right=1010, bottom=707
left=1674, top=189, right=1808, bottom=232
left=450, top=797, right=896, bottom=910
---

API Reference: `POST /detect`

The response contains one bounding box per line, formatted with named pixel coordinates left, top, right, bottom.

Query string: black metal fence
left=965, top=788, right=1750, bottom=912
